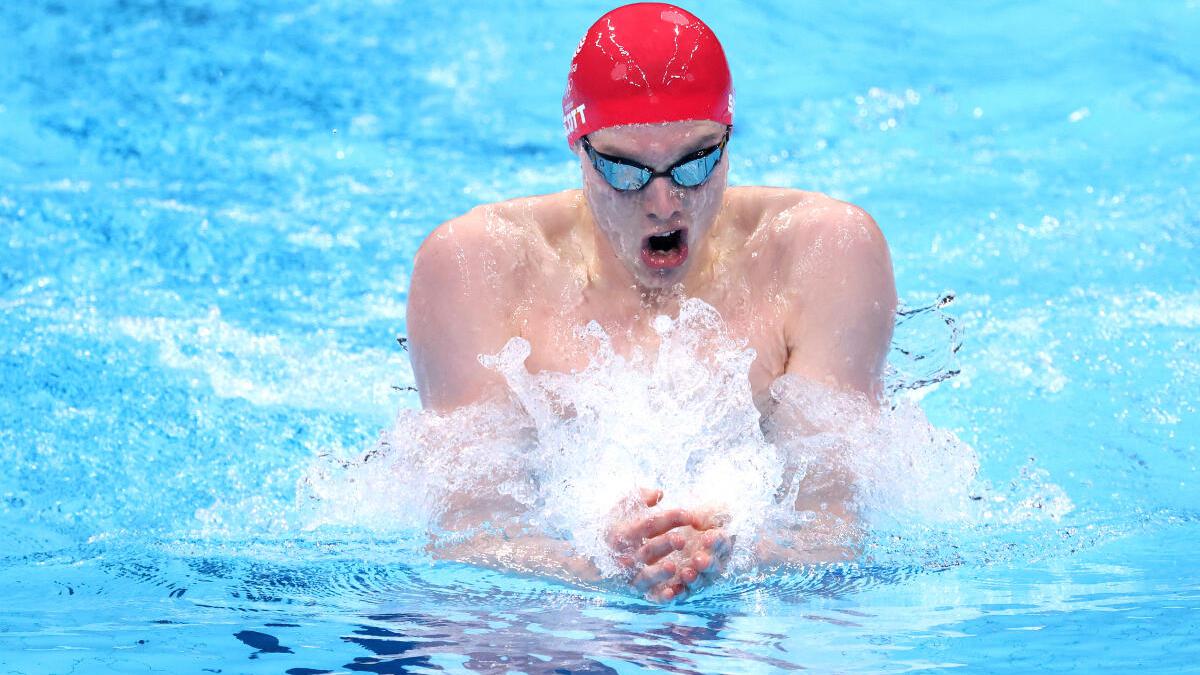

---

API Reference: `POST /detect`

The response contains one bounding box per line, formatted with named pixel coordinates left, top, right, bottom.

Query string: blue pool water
left=2, top=0, right=1199, bottom=672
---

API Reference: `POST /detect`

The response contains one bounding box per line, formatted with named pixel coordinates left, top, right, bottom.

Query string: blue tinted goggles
left=582, top=127, right=731, bottom=192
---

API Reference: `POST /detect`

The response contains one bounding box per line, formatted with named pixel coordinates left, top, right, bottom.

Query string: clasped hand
left=606, top=487, right=732, bottom=603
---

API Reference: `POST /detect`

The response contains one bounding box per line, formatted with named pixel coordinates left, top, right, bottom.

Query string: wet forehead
left=588, top=120, right=727, bottom=165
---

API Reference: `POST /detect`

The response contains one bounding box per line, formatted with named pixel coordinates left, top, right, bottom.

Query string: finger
left=647, top=580, right=689, bottom=603
left=638, top=509, right=695, bottom=540
left=639, top=487, right=663, bottom=507
left=607, top=525, right=638, bottom=551
left=608, top=517, right=656, bottom=550
left=692, top=534, right=733, bottom=575
left=691, top=510, right=731, bottom=530
left=701, top=528, right=731, bottom=552
left=635, top=532, right=686, bottom=565
left=608, top=506, right=688, bottom=550
left=679, top=565, right=699, bottom=585
left=647, top=582, right=673, bottom=603
left=631, top=559, right=677, bottom=592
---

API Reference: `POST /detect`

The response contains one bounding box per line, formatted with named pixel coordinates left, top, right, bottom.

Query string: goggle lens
left=595, top=155, right=653, bottom=191
left=670, top=147, right=723, bottom=188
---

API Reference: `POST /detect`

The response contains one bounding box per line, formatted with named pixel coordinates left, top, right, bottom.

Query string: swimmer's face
left=577, top=120, right=729, bottom=290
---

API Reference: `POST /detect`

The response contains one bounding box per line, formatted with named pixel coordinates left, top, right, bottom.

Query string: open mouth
left=641, top=228, right=689, bottom=270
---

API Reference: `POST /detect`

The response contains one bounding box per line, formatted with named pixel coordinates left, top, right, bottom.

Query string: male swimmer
left=407, top=3, right=896, bottom=602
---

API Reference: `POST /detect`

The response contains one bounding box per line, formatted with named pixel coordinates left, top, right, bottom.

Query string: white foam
left=116, top=308, right=407, bottom=412
left=299, top=298, right=1071, bottom=578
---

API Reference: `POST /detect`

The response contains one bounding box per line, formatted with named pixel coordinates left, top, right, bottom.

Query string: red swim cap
left=562, top=3, right=734, bottom=147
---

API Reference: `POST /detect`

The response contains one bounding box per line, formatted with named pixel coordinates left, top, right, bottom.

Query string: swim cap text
left=563, top=103, right=587, bottom=135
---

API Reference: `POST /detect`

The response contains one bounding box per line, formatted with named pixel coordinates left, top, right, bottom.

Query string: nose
left=641, top=175, right=682, bottom=222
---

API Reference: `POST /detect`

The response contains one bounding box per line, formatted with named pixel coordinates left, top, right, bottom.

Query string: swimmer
left=407, top=3, right=896, bottom=602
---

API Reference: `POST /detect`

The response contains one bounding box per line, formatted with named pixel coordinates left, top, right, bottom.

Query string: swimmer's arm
left=782, top=200, right=897, bottom=399
left=407, top=208, right=519, bottom=411
left=754, top=473, right=862, bottom=566
left=408, top=213, right=623, bottom=579
left=756, top=390, right=864, bottom=566
left=432, top=532, right=604, bottom=584
left=760, top=199, right=897, bottom=565
left=431, top=491, right=702, bottom=596
left=424, top=484, right=601, bottom=581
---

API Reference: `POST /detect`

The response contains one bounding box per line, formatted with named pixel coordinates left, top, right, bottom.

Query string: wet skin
left=407, top=120, right=897, bottom=601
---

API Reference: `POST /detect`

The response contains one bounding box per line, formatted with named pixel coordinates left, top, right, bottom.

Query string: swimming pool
left=2, top=0, right=1198, bottom=671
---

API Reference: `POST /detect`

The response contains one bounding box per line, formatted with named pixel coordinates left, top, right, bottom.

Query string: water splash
left=478, top=300, right=781, bottom=574
left=299, top=298, right=1069, bottom=585
left=886, top=292, right=962, bottom=397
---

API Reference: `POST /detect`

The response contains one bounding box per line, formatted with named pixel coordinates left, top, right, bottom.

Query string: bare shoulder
left=412, top=191, right=577, bottom=291
left=732, top=187, right=890, bottom=285
left=485, top=189, right=586, bottom=246
left=735, top=187, right=883, bottom=250
left=414, top=200, right=528, bottom=271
